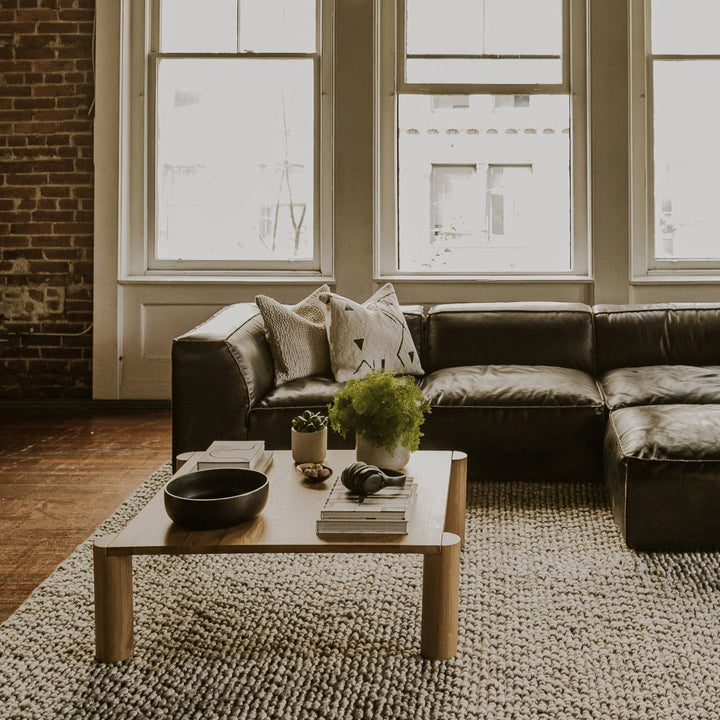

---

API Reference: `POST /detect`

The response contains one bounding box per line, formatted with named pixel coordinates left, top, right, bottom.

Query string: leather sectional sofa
left=172, top=301, right=720, bottom=551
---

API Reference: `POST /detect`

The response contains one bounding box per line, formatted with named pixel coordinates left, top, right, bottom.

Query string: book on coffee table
left=196, top=440, right=266, bottom=470
left=316, top=476, right=416, bottom=534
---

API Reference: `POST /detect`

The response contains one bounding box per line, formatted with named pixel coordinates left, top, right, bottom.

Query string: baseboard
left=0, top=399, right=171, bottom=410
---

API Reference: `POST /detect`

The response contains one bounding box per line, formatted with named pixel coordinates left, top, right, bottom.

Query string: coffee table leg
left=445, top=451, right=467, bottom=546
left=93, top=536, right=134, bottom=663
left=421, top=531, right=461, bottom=660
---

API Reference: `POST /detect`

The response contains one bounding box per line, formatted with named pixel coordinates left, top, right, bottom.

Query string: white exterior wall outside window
left=128, top=0, right=332, bottom=276
left=631, top=0, right=720, bottom=275
left=377, top=0, right=588, bottom=277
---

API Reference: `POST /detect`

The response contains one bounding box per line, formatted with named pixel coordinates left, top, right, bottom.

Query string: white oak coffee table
left=93, top=449, right=466, bottom=663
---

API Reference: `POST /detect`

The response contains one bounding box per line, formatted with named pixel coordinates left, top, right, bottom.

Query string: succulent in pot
left=291, top=410, right=329, bottom=464
left=328, top=370, right=430, bottom=470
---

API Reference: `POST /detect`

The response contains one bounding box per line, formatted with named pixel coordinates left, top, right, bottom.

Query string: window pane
left=406, top=0, right=483, bottom=56
left=155, top=59, right=314, bottom=262
left=398, top=95, right=571, bottom=272
left=653, top=61, right=720, bottom=260
left=651, top=0, right=720, bottom=55
left=405, top=0, right=562, bottom=84
left=160, top=0, right=238, bottom=53
left=240, top=0, right=316, bottom=53
left=483, top=0, right=562, bottom=56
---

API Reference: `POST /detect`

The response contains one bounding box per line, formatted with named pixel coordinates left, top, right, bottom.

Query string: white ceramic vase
left=355, top=434, right=411, bottom=471
left=291, top=427, right=327, bottom=464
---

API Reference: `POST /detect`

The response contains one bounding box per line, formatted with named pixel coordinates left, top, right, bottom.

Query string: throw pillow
left=319, top=283, right=424, bottom=382
left=255, top=285, right=331, bottom=385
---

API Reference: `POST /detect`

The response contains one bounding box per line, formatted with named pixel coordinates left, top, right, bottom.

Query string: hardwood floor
left=0, top=404, right=171, bottom=624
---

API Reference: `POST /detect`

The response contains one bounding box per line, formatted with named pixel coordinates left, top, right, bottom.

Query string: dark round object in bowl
left=164, top=468, right=269, bottom=530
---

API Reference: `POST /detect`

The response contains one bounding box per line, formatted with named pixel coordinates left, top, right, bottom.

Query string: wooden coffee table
left=93, top=449, right=466, bottom=663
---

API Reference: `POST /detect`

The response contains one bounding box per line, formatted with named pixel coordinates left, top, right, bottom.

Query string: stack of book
left=196, top=440, right=274, bottom=474
left=316, top=476, right=417, bottom=534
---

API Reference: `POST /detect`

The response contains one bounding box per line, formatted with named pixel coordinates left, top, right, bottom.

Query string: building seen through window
left=399, top=94, right=570, bottom=272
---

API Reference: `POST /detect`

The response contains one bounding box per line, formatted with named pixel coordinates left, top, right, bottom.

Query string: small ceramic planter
left=355, top=434, right=411, bottom=471
left=291, top=427, right=327, bottom=465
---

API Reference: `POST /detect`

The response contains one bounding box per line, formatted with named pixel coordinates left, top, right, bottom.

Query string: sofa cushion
left=594, top=303, right=720, bottom=374
left=419, top=365, right=605, bottom=482
left=249, top=375, right=349, bottom=450
left=320, top=284, right=424, bottom=382
left=421, top=365, right=603, bottom=407
left=605, top=404, right=720, bottom=550
left=424, top=302, right=595, bottom=374
left=600, top=365, right=720, bottom=410
left=255, top=285, right=331, bottom=385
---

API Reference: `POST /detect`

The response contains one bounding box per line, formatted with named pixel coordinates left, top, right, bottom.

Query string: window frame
left=630, top=0, right=720, bottom=278
left=123, top=0, right=334, bottom=279
left=375, top=0, right=589, bottom=280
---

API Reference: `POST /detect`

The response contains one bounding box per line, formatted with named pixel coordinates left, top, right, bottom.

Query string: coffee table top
left=106, top=450, right=454, bottom=557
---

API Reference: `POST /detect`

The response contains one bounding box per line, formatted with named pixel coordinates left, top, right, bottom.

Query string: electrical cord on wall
left=0, top=323, right=94, bottom=342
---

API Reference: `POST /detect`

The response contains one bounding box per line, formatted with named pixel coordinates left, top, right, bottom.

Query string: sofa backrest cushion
left=425, top=302, right=595, bottom=373
left=594, top=303, right=720, bottom=373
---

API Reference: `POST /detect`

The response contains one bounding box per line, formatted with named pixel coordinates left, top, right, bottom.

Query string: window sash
left=133, top=0, right=332, bottom=276
left=377, top=0, right=588, bottom=278
left=397, top=0, right=570, bottom=95
left=631, top=0, right=720, bottom=275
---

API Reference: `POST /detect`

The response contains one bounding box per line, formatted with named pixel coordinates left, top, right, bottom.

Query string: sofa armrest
left=171, top=303, right=274, bottom=465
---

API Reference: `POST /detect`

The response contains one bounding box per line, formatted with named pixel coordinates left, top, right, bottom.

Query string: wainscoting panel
left=119, top=286, right=226, bottom=399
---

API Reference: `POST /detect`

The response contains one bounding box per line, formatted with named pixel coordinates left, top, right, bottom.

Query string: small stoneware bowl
left=164, top=468, right=269, bottom=530
left=296, top=462, right=333, bottom=484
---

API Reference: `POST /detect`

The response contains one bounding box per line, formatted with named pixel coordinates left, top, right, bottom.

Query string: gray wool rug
left=2, top=464, right=720, bottom=720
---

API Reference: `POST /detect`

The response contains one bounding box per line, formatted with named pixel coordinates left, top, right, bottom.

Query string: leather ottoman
left=604, top=404, right=720, bottom=551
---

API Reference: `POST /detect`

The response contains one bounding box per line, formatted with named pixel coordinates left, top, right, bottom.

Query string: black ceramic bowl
left=164, top=468, right=269, bottom=530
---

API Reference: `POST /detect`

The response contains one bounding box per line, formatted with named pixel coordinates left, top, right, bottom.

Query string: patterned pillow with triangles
left=319, top=283, right=424, bottom=382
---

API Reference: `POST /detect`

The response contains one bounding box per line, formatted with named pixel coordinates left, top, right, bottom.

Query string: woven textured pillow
left=319, top=283, right=423, bottom=382
left=255, top=285, right=331, bottom=386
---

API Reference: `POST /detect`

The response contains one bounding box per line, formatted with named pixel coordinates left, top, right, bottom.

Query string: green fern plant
left=328, top=370, right=430, bottom=453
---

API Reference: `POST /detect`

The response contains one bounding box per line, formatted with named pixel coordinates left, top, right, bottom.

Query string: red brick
left=6, top=173, right=49, bottom=186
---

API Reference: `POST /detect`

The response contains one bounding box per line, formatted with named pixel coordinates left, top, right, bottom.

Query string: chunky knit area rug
left=2, top=464, right=720, bottom=720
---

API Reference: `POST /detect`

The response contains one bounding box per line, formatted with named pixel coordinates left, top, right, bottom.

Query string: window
left=493, top=95, right=531, bottom=109
left=129, top=0, right=332, bottom=275
left=631, top=0, right=720, bottom=273
left=432, top=95, right=471, bottom=111
left=378, top=0, right=588, bottom=277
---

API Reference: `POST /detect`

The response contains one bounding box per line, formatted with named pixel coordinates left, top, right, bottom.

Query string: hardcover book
left=316, top=476, right=417, bottom=534
left=320, top=476, right=416, bottom=520
left=196, top=440, right=265, bottom=470
left=315, top=517, right=410, bottom=534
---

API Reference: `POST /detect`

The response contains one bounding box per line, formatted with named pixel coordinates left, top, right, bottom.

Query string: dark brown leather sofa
left=172, top=301, right=605, bottom=484
left=172, top=300, right=720, bottom=550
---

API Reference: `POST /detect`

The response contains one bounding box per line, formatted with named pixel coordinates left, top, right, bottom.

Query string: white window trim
left=630, top=0, right=720, bottom=280
left=375, top=0, right=589, bottom=281
left=120, top=0, right=334, bottom=280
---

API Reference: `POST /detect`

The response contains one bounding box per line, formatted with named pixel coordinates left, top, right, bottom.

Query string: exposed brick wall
left=0, top=0, right=94, bottom=398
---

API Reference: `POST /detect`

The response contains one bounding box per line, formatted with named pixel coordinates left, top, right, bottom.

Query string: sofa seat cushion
left=248, top=376, right=351, bottom=451
left=604, top=404, right=720, bottom=550
left=419, top=365, right=604, bottom=483
left=600, top=365, right=720, bottom=410
left=421, top=364, right=603, bottom=407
